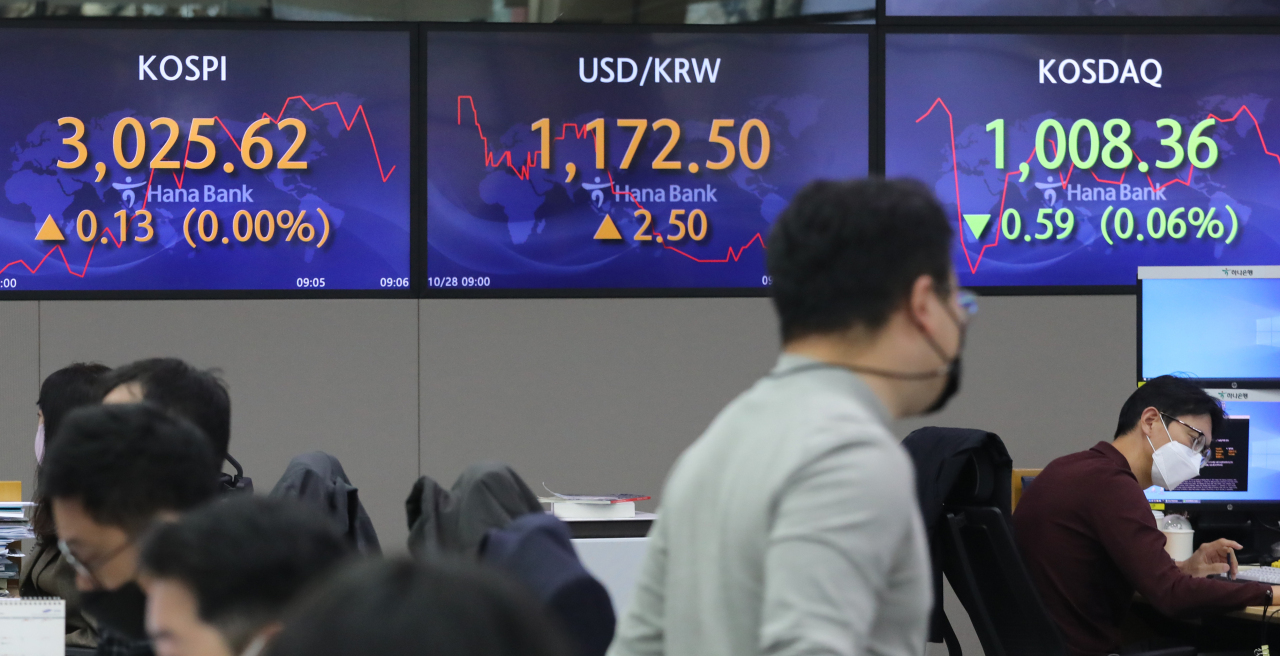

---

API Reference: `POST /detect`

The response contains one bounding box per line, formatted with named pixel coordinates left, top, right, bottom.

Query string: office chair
left=940, top=504, right=1200, bottom=656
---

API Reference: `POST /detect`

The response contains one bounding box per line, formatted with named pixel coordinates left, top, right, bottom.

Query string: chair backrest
left=940, top=506, right=1068, bottom=656
left=1011, top=468, right=1042, bottom=511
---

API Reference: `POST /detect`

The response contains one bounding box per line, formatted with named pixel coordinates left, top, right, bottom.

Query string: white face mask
left=34, top=422, right=45, bottom=465
left=1146, top=415, right=1205, bottom=491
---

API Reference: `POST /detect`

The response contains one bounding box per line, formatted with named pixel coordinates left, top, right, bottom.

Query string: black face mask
left=81, top=581, right=148, bottom=641
left=916, top=303, right=966, bottom=414
left=820, top=302, right=966, bottom=414
left=924, top=352, right=962, bottom=414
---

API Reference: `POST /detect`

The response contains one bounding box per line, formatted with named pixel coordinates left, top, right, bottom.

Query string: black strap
left=941, top=611, right=963, bottom=656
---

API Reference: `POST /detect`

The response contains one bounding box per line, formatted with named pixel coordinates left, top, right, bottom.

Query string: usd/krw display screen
left=886, top=33, right=1280, bottom=289
left=0, top=27, right=412, bottom=294
left=886, top=1, right=1280, bottom=16
left=425, top=29, right=868, bottom=294
left=1142, top=274, right=1280, bottom=381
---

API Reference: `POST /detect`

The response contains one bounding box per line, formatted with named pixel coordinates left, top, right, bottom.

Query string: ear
left=1138, top=406, right=1163, bottom=436
left=906, top=274, right=941, bottom=327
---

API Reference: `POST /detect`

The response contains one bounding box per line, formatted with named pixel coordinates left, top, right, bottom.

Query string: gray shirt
left=607, top=354, right=932, bottom=656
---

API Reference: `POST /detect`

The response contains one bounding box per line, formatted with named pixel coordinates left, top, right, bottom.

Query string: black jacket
left=901, top=427, right=1012, bottom=647
left=405, top=462, right=542, bottom=557
left=270, top=451, right=381, bottom=554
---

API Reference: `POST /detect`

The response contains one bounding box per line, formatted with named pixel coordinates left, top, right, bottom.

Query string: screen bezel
left=1137, top=274, right=1280, bottom=389
left=0, top=19, right=419, bottom=300
left=420, top=22, right=875, bottom=300
left=882, top=25, right=1280, bottom=296
left=878, top=0, right=1280, bottom=24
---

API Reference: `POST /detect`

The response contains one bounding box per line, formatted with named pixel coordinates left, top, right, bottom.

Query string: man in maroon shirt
left=1015, top=375, right=1279, bottom=656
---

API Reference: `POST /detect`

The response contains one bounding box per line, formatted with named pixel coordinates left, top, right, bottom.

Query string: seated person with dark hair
left=100, top=358, right=249, bottom=492
left=41, top=403, right=221, bottom=656
left=1015, top=375, right=1279, bottom=656
left=266, top=558, right=569, bottom=656
left=139, top=496, right=351, bottom=656
left=21, top=362, right=113, bottom=648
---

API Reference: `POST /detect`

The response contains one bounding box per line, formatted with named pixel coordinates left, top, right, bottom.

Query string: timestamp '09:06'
left=428, top=276, right=491, bottom=288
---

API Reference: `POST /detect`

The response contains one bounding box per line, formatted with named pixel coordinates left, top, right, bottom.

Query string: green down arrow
left=963, top=214, right=992, bottom=240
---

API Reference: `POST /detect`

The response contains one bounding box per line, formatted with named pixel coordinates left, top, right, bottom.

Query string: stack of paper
left=0, top=503, right=33, bottom=584
left=539, top=486, right=651, bottom=520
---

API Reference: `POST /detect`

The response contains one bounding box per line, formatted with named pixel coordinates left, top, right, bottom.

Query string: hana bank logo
left=112, top=176, right=146, bottom=209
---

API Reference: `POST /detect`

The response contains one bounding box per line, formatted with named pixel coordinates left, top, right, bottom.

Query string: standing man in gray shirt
left=608, top=178, right=973, bottom=656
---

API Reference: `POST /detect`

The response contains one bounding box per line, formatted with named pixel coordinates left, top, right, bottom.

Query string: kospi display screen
left=0, top=26, right=413, bottom=296
left=425, top=28, right=869, bottom=295
left=885, top=1, right=1280, bottom=16
left=885, top=33, right=1280, bottom=290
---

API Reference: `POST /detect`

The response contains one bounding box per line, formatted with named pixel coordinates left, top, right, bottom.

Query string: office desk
left=567, top=513, right=653, bottom=615
left=1224, top=604, right=1280, bottom=622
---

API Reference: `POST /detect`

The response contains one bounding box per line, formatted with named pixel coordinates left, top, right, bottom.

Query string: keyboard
left=1235, top=567, right=1280, bottom=584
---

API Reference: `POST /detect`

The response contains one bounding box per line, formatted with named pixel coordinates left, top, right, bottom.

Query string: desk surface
left=1225, top=604, right=1280, bottom=621
left=1221, top=567, right=1278, bottom=622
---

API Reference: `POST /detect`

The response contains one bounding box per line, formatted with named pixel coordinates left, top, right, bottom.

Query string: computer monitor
left=1140, top=266, right=1280, bottom=385
left=1145, top=388, right=1280, bottom=506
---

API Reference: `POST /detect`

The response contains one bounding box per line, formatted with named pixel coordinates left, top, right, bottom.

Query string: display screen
left=425, top=29, right=868, bottom=294
left=886, top=0, right=1280, bottom=16
left=885, top=33, right=1280, bottom=289
left=0, top=26, right=412, bottom=295
left=1146, top=390, right=1280, bottom=505
left=1142, top=274, right=1280, bottom=381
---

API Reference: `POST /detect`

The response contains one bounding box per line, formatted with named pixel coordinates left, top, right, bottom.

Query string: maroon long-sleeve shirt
left=1013, top=441, right=1270, bottom=656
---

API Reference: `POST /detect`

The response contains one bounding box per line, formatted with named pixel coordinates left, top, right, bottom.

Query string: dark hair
left=140, top=496, right=351, bottom=653
left=32, top=363, right=112, bottom=543
left=265, top=558, right=569, bottom=656
left=38, top=363, right=112, bottom=444
left=100, top=358, right=231, bottom=459
left=766, top=178, right=955, bottom=343
left=1113, top=375, right=1226, bottom=439
left=40, top=403, right=220, bottom=535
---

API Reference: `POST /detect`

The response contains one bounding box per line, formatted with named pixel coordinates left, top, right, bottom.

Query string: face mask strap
left=910, top=290, right=966, bottom=368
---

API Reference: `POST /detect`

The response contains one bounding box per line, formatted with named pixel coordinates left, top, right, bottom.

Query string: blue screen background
left=1143, top=278, right=1280, bottom=380
left=425, top=31, right=868, bottom=291
left=0, top=28, right=411, bottom=292
left=886, top=34, right=1280, bottom=288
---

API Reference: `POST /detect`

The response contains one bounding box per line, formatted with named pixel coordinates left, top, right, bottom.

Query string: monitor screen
left=1145, top=389, right=1280, bottom=505
left=885, top=32, right=1280, bottom=290
left=1140, top=267, right=1280, bottom=381
left=885, top=0, right=1280, bottom=16
left=424, top=28, right=869, bottom=295
left=0, top=26, right=413, bottom=296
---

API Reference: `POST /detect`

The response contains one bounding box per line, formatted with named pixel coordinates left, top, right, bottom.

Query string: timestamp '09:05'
left=429, top=276, right=491, bottom=288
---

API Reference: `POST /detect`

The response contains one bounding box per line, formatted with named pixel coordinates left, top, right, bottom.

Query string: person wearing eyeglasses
left=610, top=179, right=970, bottom=656
left=1014, top=375, right=1279, bottom=656
left=39, top=403, right=221, bottom=656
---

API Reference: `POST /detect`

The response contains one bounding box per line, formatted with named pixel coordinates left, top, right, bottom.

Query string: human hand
left=1178, top=538, right=1242, bottom=578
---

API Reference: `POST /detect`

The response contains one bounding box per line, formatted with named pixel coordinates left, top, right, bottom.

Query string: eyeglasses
left=957, top=290, right=979, bottom=320
left=58, top=538, right=131, bottom=589
left=1159, top=412, right=1212, bottom=462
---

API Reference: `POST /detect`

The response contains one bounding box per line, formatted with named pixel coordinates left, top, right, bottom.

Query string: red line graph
left=0, top=227, right=123, bottom=278
left=917, top=98, right=1280, bottom=274
left=1, top=95, right=395, bottom=280
left=167, top=95, right=396, bottom=189
left=456, top=95, right=765, bottom=264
